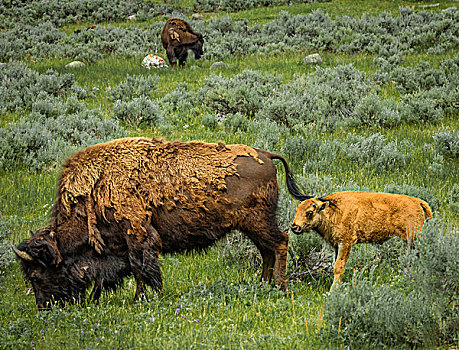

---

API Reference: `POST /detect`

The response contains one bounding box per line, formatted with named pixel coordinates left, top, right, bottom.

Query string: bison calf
left=290, top=191, right=432, bottom=287
left=161, top=18, right=204, bottom=68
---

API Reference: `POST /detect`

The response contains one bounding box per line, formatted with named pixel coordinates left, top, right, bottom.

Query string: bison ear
left=22, top=236, right=62, bottom=267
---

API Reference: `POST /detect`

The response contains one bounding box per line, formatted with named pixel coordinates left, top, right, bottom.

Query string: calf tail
left=260, top=150, right=313, bottom=201
left=420, top=200, right=433, bottom=221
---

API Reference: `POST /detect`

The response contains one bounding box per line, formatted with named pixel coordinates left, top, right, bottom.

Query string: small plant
left=157, top=82, right=198, bottom=115
left=343, top=133, right=407, bottom=171
left=199, top=70, right=281, bottom=117
left=0, top=219, right=15, bottom=275
left=113, top=97, right=160, bottom=126
left=107, top=74, right=158, bottom=102
left=432, top=129, right=459, bottom=158
left=448, top=184, right=459, bottom=213
left=216, top=231, right=261, bottom=269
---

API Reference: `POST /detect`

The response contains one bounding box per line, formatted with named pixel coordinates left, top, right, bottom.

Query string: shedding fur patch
left=58, top=138, right=263, bottom=250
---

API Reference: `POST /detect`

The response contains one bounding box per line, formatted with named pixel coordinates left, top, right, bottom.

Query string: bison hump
left=57, top=138, right=264, bottom=242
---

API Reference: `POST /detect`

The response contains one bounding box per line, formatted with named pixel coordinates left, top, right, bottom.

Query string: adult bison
left=290, top=191, right=433, bottom=288
left=161, top=18, right=204, bottom=68
left=14, top=137, right=308, bottom=309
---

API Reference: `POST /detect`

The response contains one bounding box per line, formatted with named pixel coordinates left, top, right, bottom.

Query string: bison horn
left=11, top=245, right=34, bottom=261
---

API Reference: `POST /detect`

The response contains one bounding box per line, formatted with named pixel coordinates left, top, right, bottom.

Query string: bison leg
left=177, top=49, right=188, bottom=67
left=126, top=227, right=163, bottom=304
left=273, top=232, right=289, bottom=290
left=128, top=248, right=162, bottom=304
left=166, top=47, right=177, bottom=68
left=89, top=282, right=102, bottom=303
left=244, top=227, right=288, bottom=291
left=259, top=247, right=275, bottom=282
left=332, top=243, right=352, bottom=289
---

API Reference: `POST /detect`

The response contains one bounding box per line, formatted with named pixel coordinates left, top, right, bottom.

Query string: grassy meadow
left=1, top=0, right=458, bottom=348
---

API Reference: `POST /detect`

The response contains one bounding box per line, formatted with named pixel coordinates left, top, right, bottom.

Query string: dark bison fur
left=161, top=18, right=204, bottom=68
left=14, top=137, right=309, bottom=309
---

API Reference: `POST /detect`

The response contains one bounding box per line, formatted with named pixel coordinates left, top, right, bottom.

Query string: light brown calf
left=290, top=191, right=432, bottom=287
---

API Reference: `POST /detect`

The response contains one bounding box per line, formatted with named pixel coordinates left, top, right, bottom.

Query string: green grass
left=1, top=0, right=458, bottom=348
left=1, top=250, right=330, bottom=349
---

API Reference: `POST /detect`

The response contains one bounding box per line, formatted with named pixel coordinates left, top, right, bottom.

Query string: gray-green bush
left=343, top=133, right=407, bottom=171
left=0, top=63, right=87, bottom=114
left=433, top=129, right=459, bottom=158
left=113, top=97, right=160, bottom=126
left=193, top=0, right=330, bottom=12
left=0, top=0, right=176, bottom=29
left=2, top=8, right=458, bottom=62
left=199, top=70, right=281, bottom=117
left=107, top=74, right=158, bottom=102
left=0, top=110, right=126, bottom=171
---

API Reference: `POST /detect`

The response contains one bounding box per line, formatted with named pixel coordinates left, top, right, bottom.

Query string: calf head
left=13, top=230, right=84, bottom=309
left=290, top=198, right=328, bottom=234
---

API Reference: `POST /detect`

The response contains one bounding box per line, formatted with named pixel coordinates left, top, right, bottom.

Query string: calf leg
left=331, top=243, right=352, bottom=289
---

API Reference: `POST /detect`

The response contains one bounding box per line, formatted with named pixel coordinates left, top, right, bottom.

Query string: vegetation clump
left=0, top=63, right=125, bottom=171
left=193, top=0, right=330, bottom=12
left=0, top=110, right=126, bottom=171
left=1, top=8, right=458, bottom=62
left=0, top=63, right=86, bottom=114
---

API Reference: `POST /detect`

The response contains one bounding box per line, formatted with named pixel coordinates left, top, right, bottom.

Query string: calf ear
left=319, top=201, right=329, bottom=212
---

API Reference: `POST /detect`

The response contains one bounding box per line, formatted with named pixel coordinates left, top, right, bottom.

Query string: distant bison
left=290, top=191, right=433, bottom=287
left=14, top=137, right=308, bottom=309
left=161, top=18, right=204, bottom=67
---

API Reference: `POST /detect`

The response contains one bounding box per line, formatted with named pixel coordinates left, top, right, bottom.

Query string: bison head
left=290, top=198, right=329, bottom=234
left=13, top=230, right=85, bottom=309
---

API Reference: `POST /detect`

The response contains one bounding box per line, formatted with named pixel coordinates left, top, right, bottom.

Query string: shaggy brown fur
left=290, top=191, right=433, bottom=287
left=161, top=18, right=204, bottom=67
left=15, top=137, right=309, bottom=308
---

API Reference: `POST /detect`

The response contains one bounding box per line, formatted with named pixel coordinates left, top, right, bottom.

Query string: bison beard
left=14, top=137, right=309, bottom=309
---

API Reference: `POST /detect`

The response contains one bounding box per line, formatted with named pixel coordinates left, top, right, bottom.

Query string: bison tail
left=260, top=150, right=313, bottom=201
left=285, top=173, right=314, bottom=201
